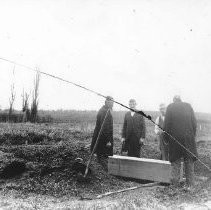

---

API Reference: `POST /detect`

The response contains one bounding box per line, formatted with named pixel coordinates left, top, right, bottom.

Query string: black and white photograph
left=0, top=0, right=210, bottom=209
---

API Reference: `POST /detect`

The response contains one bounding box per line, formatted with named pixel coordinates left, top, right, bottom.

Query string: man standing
left=90, top=96, right=114, bottom=170
left=121, top=99, right=146, bottom=157
left=155, top=103, right=169, bottom=160
left=164, top=95, right=197, bottom=187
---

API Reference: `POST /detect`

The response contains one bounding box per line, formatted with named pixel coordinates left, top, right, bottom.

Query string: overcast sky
left=0, top=0, right=211, bottom=112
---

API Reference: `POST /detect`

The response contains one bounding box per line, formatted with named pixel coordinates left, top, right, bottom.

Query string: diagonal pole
left=84, top=108, right=110, bottom=178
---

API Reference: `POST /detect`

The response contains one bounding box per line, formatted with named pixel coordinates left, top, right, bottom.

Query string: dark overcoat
left=122, top=111, right=146, bottom=157
left=164, top=102, right=197, bottom=162
left=91, top=105, right=113, bottom=156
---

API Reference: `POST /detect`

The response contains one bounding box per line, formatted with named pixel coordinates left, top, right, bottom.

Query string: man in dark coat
left=90, top=96, right=114, bottom=170
left=121, top=99, right=146, bottom=157
left=164, top=95, right=197, bottom=187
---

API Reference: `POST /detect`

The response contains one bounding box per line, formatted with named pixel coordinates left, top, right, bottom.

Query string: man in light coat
left=155, top=103, right=169, bottom=160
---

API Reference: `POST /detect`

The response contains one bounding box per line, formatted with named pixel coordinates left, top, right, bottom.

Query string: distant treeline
left=39, top=110, right=211, bottom=129
left=0, top=112, right=23, bottom=123
left=39, top=110, right=211, bottom=126
left=38, top=109, right=159, bottom=125
left=0, top=110, right=53, bottom=123
left=0, top=109, right=211, bottom=126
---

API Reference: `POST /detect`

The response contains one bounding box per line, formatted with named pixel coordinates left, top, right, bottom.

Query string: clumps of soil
left=0, top=131, right=52, bottom=145
left=72, top=158, right=91, bottom=176
left=0, top=161, right=26, bottom=179
left=155, top=177, right=211, bottom=206
left=0, top=141, right=138, bottom=198
left=154, top=140, right=211, bottom=206
left=0, top=123, right=210, bottom=202
left=0, top=123, right=92, bottom=146
left=0, top=151, right=26, bottom=179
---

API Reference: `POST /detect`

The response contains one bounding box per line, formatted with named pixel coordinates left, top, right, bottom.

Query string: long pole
left=84, top=108, right=110, bottom=177
left=96, top=182, right=159, bottom=199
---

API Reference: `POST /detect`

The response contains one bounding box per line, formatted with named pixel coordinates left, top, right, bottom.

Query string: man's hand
left=139, top=138, right=145, bottom=145
left=121, top=138, right=125, bottom=143
left=158, top=130, right=164, bottom=135
left=106, top=142, right=111, bottom=147
left=157, top=130, right=161, bottom=135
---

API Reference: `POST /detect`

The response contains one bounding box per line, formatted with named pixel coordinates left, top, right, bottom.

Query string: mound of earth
left=0, top=123, right=210, bottom=207
left=0, top=141, right=144, bottom=198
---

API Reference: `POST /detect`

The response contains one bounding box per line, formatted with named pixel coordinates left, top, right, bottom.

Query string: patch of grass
left=0, top=121, right=210, bottom=209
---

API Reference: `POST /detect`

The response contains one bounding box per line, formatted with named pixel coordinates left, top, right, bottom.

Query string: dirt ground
left=0, top=122, right=210, bottom=209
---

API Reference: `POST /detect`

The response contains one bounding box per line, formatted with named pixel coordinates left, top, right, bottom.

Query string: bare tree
left=8, top=65, right=16, bottom=122
left=30, top=71, right=40, bottom=122
left=21, top=89, right=30, bottom=122
left=8, top=84, right=16, bottom=122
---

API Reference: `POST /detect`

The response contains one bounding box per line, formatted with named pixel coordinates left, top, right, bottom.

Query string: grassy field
left=0, top=110, right=210, bottom=209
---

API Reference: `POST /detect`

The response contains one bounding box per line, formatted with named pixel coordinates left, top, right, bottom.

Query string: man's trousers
left=171, top=158, right=195, bottom=186
left=158, top=135, right=169, bottom=161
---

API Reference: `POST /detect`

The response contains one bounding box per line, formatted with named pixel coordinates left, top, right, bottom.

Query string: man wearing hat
left=90, top=96, right=114, bottom=170
left=155, top=103, right=169, bottom=160
left=164, top=95, right=198, bottom=187
left=121, top=99, right=146, bottom=157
